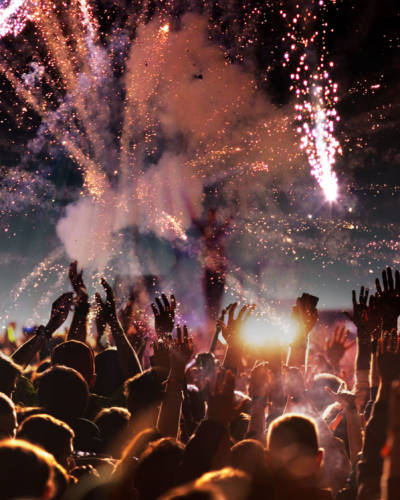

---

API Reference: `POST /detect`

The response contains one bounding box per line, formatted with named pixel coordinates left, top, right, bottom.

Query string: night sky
left=0, top=0, right=399, bottom=328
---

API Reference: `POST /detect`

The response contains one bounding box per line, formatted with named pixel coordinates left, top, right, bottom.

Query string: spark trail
left=281, top=0, right=341, bottom=202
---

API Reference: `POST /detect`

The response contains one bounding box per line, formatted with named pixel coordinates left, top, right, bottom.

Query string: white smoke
left=55, top=13, right=297, bottom=270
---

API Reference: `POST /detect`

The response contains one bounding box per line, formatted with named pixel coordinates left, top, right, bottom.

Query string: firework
left=282, top=0, right=341, bottom=201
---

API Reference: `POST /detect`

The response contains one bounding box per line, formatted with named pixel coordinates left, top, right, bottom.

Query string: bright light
left=160, top=24, right=170, bottom=34
left=240, top=316, right=295, bottom=349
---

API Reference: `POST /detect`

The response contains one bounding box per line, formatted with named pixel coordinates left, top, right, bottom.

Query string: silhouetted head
left=160, top=484, right=224, bottom=500
left=0, top=392, right=17, bottom=439
left=17, top=413, right=75, bottom=468
left=134, top=438, right=185, bottom=500
left=0, top=353, right=22, bottom=396
left=231, top=439, right=266, bottom=477
left=267, top=414, right=323, bottom=479
left=124, top=368, right=164, bottom=415
left=0, top=439, right=57, bottom=499
left=195, top=467, right=251, bottom=500
left=117, top=427, right=162, bottom=478
left=52, top=340, right=96, bottom=388
left=94, top=406, right=130, bottom=458
left=94, top=348, right=124, bottom=396
left=38, top=365, right=89, bottom=419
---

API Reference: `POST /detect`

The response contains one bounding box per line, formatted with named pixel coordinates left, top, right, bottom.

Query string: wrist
left=36, top=326, right=48, bottom=339
left=43, top=323, right=55, bottom=338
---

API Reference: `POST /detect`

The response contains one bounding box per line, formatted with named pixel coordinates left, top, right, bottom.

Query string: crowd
left=0, top=261, right=400, bottom=499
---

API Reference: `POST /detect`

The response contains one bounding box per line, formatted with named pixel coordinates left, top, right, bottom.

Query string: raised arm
left=157, top=325, right=193, bottom=438
left=220, top=303, right=255, bottom=374
left=97, top=279, right=142, bottom=379
left=180, top=369, right=244, bottom=482
left=345, top=287, right=376, bottom=412
left=247, top=362, right=271, bottom=443
left=325, top=386, right=363, bottom=465
left=67, top=261, right=90, bottom=343
left=386, top=381, right=400, bottom=500
left=288, top=293, right=318, bottom=370
left=12, top=292, right=73, bottom=368
left=357, top=333, right=400, bottom=500
left=325, top=325, right=355, bottom=376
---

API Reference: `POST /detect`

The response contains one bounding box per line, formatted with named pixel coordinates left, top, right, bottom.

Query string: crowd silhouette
left=0, top=261, right=400, bottom=500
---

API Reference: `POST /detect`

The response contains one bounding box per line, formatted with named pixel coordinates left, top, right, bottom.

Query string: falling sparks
left=160, top=24, right=170, bottom=34
left=0, top=0, right=36, bottom=38
left=282, top=0, right=341, bottom=202
left=160, top=212, right=188, bottom=241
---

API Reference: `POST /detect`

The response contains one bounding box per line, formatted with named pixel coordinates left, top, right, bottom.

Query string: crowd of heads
left=1, top=263, right=400, bottom=499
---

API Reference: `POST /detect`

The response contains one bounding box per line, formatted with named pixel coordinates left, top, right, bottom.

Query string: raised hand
left=325, top=385, right=357, bottom=412
left=69, top=261, right=88, bottom=302
left=45, top=292, right=74, bottom=337
left=326, top=325, right=355, bottom=370
left=291, top=294, right=318, bottom=340
left=345, top=286, right=369, bottom=329
left=151, top=293, right=176, bottom=336
left=218, top=302, right=255, bottom=346
left=207, top=369, right=245, bottom=426
left=96, top=278, right=118, bottom=326
left=375, top=267, right=400, bottom=331
left=169, top=325, right=194, bottom=377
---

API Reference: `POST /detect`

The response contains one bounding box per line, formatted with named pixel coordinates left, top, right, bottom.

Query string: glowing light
left=160, top=24, right=170, bottom=34
left=161, top=212, right=188, bottom=241
left=240, top=316, right=295, bottom=349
